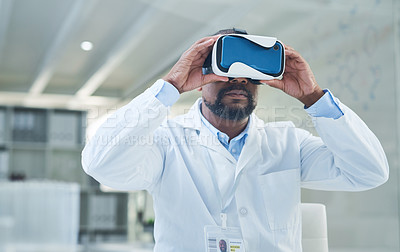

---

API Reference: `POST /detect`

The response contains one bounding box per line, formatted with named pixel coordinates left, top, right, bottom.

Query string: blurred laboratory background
left=0, top=0, right=399, bottom=251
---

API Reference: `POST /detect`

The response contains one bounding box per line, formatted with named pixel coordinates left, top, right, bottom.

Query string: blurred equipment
left=0, top=181, right=80, bottom=251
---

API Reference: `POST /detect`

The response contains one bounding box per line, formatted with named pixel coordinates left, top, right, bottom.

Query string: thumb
left=261, top=79, right=284, bottom=90
left=202, top=74, right=229, bottom=85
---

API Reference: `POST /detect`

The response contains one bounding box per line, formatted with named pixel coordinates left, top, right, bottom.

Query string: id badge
left=204, top=225, right=245, bottom=252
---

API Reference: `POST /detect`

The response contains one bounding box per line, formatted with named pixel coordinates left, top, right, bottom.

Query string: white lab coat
left=82, top=83, right=389, bottom=252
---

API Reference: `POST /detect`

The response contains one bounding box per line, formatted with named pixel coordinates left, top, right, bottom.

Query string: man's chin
left=204, top=96, right=256, bottom=121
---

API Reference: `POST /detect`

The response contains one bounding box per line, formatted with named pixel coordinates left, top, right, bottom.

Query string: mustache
left=217, top=84, right=252, bottom=99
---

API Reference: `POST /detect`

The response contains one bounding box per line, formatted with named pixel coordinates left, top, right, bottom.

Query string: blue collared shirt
left=154, top=80, right=344, bottom=160
left=198, top=102, right=250, bottom=160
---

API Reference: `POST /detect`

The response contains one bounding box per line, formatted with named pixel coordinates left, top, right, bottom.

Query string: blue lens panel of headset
left=220, top=36, right=283, bottom=75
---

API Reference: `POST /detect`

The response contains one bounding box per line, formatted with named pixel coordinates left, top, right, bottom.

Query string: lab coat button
left=239, top=207, right=248, bottom=216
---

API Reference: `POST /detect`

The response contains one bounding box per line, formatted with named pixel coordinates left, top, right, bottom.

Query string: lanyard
left=203, top=145, right=242, bottom=228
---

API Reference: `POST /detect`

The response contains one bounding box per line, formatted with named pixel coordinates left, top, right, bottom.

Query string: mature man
left=82, top=29, right=389, bottom=252
left=219, top=239, right=227, bottom=252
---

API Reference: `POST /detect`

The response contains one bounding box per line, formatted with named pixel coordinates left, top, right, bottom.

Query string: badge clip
left=220, top=213, right=227, bottom=229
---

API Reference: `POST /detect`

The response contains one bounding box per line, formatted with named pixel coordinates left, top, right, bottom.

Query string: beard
left=203, top=84, right=256, bottom=121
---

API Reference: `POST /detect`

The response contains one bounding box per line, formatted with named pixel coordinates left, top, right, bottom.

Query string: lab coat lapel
left=198, top=125, right=237, bottom=164
left=236, top=114, right=262, bottom=179
left=179, top=98, right=236, bottom=163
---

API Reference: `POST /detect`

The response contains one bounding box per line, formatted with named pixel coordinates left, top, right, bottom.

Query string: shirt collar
left=198, top=100, right=250, bottom=145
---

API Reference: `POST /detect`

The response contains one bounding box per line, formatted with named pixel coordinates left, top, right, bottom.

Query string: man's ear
left=197, top=87, right=202, bottom=91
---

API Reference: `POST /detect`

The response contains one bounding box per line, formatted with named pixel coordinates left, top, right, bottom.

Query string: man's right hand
left=163, top=35, right=229, bottom=94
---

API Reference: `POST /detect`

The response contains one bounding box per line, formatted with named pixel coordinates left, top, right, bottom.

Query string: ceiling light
left=80, top=41, right=93, bottom=51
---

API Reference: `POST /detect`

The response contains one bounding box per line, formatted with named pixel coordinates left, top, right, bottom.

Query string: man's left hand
left=261, top=45, right=324, bottom=107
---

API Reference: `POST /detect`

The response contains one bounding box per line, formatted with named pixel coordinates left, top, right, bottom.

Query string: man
left=219, top=239, right=227, bottom=252
left=82, top=29, right=389, bottom=252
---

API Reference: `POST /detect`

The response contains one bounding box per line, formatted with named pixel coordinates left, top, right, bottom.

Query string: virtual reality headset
left=202, top=34, right=285, bottom=82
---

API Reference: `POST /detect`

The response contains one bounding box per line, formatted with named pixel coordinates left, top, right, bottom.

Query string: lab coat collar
left=174, top=98, right=265, bottom=169
left=198, top=123, right=237, bottom=164
left=173, top=98, right=203, bottom=131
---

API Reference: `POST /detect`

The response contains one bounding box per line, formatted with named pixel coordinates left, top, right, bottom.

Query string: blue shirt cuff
left=152, top=79, right=180, bottom=106
left=305, top=89, right=344, bottom=119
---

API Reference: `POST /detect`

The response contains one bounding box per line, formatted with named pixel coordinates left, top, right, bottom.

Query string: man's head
left=219, top=239, right=227, bottom=252
left=201, top=28, right=258, bottom=122
left=202, top=78, right=258, bottom=121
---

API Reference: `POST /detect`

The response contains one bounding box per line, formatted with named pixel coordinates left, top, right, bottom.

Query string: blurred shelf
left=10, top=141, right=48, bottom=150
left=0, top=106, right=130, bottom=243
left=80, top=226, right=128, bottom=232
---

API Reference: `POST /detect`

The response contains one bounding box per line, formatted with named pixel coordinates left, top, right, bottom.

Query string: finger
left=191, top=34, right=221, bottom=53
left=284, top=50, right=309, bottom=71
left=196, top=41, right=215, bottom=58
left=188, top=35, right=220, bottom=53
left=202, top=74, right=229, bottom=85
left=196, top=34, right=221, bottom=44
left=190, top=38, right=221, bottom=66
left=282, top=65, right=298, bottom=73
left=184, top=38, right=216, bottom=62
left=286, top=57, right=309, bottom=72
left=285, top=58, right=302, bottom=70
left=189, top=36, right=216, bottom=48
left=284, top=44, right=302, bottom=57
left=285, top=50, right=302, bottom=60
left=192, top=45, right=214, bottom=66
left=285, top=47, right=306, bottom=63
left=283, top=44, right=295, bottom=51
left=260, top=79, right=284, bottom=90
left=184, top=35, right=223, bottom=64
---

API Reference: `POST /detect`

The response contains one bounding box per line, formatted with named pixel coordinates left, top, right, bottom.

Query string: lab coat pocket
left=258, top=168, right=300, bottom=230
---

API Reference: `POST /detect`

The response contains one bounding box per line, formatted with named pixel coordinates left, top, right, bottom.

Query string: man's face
left=202, top=78, right=258, bottom=121
left=219, top=239, right=227, bottom=252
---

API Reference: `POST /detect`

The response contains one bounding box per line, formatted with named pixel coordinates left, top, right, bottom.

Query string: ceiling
left=0, top=0, right=394, bottom=116
left=0, top=0, right=265, bottom=111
